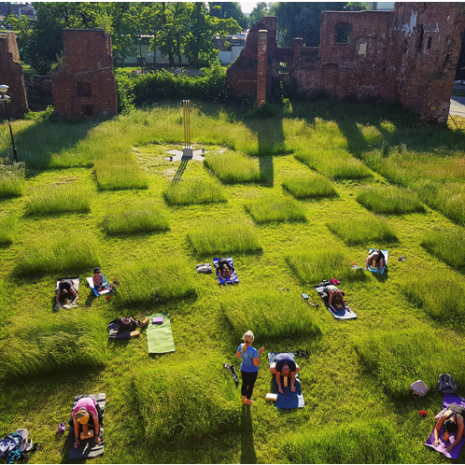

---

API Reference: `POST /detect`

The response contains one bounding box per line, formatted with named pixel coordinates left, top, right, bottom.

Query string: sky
left=239, top=2, right=260, bottom=14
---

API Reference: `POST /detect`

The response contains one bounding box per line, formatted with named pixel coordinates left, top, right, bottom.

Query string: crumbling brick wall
left=0, top=31, right=28, bottom=117
left=227, top=3, right=465, bottom=124
left=51, top=28, right=117, bottom=117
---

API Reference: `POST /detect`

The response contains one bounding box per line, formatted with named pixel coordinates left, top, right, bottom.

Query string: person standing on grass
left=236, top=330, right=264, bottom=406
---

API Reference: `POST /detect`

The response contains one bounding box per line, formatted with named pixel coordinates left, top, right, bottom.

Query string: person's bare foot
left=291, top=386, right=296, bottom=393
left=245, top=399, right=255, bottom=405
left=278, top=388, right=284, bottom=394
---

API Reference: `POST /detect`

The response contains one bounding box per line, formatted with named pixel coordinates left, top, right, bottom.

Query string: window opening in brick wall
left=82, top=104, right=94, bottom=116
left=279, top=62, right=289, bottom=74
left=77, top=81, right=92, bottom=98
left=417, top=24, right=424, bottom=51
left=335, top=24, right=352, bottom=44
left=427, top=37, right=432, bottom=49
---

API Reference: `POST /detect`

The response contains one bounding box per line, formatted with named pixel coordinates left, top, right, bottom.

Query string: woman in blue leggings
left=236, top=330, right=264, bottom=405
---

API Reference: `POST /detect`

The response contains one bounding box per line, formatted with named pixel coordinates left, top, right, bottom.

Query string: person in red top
left=92, top=267, right=111, bottom=295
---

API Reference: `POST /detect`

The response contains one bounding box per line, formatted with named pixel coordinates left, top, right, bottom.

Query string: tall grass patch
left=355, top=327, right=465, bottom=398
left=356, top=185, right=425, bottom=214
left=403, top=276, right=465, bottom=327
left=94, top=154, right=148, bottom=190
left=204, top=150, right=268, bottom=184
left=326, top=215, right=397, bottom=245
left=25, top=184, right=90, bottom=215
left=0, top=214, right=15, bottom=245
left=163, top=178, right=226, bottom=206
left=285, top=244, right=362, bottom=284
left=102, top=202, right=169, bottom=235
left=282, top=172, right=337, bottom=199
left=222, top=287, right=321, bottom=341
left=282, top=421, right=405, bottom=464
left=116, top=256, right=197, bottom=307
left=0, top=163, right=25, bottom=197
left=245, top=198, right=306, bottom=224
left=421, top=228, right=465, bottom=270
left=14, top=231, right=99, bottom=277
left=187, top=218, right=262, bottom=255
left=132, top=356, right=240, bottom=441
left=0, top=312, right=107, bottom=380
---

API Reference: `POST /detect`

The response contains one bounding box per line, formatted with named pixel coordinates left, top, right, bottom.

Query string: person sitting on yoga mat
left=365, top=249, right=385, bottom=273
left=56, top=279, right=78, bottom=307
left=92, top=267, right=111, bottom=295
left=323, top=284, right=350, bottom=313
left=217, top=259, right=234, bottom=280
left=433, top=403, right=465, bottom=452
left=70, top=397, right=103, bottom=449
left=235, top=330, right=264, bottom=406
left=270, top=353, right=300, bottom=394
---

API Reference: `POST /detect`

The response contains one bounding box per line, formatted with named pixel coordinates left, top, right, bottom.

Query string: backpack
left=438, top=373, right=458, bottom=394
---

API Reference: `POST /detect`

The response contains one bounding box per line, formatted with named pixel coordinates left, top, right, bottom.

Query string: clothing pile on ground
left=0, top=429, right=37, bottom=464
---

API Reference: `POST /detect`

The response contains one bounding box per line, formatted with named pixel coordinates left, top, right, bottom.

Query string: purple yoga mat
left=424, top=394, right=465, bottom=459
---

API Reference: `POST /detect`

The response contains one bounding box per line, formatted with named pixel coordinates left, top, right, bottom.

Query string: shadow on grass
left=241, top=406, right=257, bottom=464
left=172, top=158, right=189, bottom=182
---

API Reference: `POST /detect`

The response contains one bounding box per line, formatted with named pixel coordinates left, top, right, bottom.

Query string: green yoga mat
left=146, top=312, right=175, bottom=354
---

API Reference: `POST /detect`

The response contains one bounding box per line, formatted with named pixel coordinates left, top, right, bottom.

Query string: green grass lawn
left=1, top=100, right=465, bottom=463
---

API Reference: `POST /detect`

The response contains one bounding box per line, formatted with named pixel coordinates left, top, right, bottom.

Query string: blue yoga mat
left=86, top=274, right=109, bottom=297
left=213, top=258, right=239, bottom=284
left=367, top=249, right=389, bottom=274
left=268, top=352, right=305, bottom=410
left=314, top=284, right=357, bottom=320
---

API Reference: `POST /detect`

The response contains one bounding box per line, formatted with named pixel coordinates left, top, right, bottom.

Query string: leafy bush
left=403, top=276, right=465, bottom=327
left=421, top=228, right=465, bottom=271
left=285, top=244, right=362, bottom=285
left=356, top=186, right=425, bottom=214
left=116, top=256, right=197, bottom=307
left=0, top=214, right=15, bottom=245
left=245, top=198, right=306, bottom=224
left=164, top=178, right=226, bottom=206
left=24, top=106, right=54, bottom=122
left=222, top=287, right=321, bottom=341
left=14, top=231, right=100, bottom=277
left=0, top=312, right=107, bottom=380
left=133, top=355, right=239, bottom=441
left=283, top=421, right=405, bottom=464
left=244, top=102, right=276, bottom=119
left=205, top=150, right=268, bottom=184
left=25, top=184, right=91, bottom=215
left=282, top=172, right=337, bottom=199
left=0, top=163, right=25, bottom=197
left=102, top=202, right=169, bottom=235
left=355, top=327, right=465, bottom=398
left=326, top=216, right=397, bottom=245
left=187, top=218, right=262, bottom=255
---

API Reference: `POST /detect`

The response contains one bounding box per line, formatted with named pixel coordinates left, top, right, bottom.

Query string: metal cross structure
left=182, top=100, right=193, bottom=158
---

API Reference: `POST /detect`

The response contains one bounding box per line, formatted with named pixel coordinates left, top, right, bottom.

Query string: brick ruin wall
left=0, top=31, right=28, bottom=117
left=51, top=29, right=117, bottom=117
left=227, top=2, right=465, bottom=124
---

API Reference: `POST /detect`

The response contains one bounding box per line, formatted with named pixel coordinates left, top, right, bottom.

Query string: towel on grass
left=146, top=312, right=175, bottom=354
left=314, top=284, right=357, bottom=320
left=213, top=258, right=239, bottom=284
left=86, top=274, right=110, bottom=297
left=424, top=394, right=465, bottom=460
left=68, top=394, right=105, bottom=460
left=367, top=249, right=389, bottom=274
left=268, top=352, right=305, bottom=410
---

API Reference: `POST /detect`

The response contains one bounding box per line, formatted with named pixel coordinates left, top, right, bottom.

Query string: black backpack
left=438, top=373, right=458, bottom=394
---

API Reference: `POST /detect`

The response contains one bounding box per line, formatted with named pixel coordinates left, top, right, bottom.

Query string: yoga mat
left=268, top=352, right=305, bottom=410
left=68, top=393, right=105, bottom=460
left=367, top=249, right=389, bottom=274
left=314, top=285, right=357, bottom=320
left=213, top=258, right=239, bottom=284
left=146, top=312, right=175, bottom=354
left=86, top=274, right=109, bottom=297
left=424, top=394, right=465, bottom=460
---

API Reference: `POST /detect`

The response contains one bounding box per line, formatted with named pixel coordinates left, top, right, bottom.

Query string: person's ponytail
left=241, top=330, right=254, bottom=353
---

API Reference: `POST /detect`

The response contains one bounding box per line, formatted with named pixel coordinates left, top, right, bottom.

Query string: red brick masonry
left=51, top=29, right=117, bottom=117
left=227, top=3, right=465, bottom=124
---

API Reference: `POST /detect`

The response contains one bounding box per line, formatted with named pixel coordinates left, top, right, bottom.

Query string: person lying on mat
left=433, top=403, right=465, bottom=452
left=56, top=279, right=78, bottom=307
left=269, top=353, right=300, bottom=394
left=92, top=267, right=112, bottom=295
left=71, top=397, right=103, bottom=449
left=365, top=249, right=385, bottom=273
left=323, top=284, right=350, bottom=313
left=217, top=259, right=235, bottom=280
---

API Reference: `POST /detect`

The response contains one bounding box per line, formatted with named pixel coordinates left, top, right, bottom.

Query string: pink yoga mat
left=424, top=394, right=465, bottom=460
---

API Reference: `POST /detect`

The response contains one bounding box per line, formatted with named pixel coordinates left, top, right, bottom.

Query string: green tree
left=209, top=2, right=247, bottom=30
left=248, top=2, right=273, bottom=26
